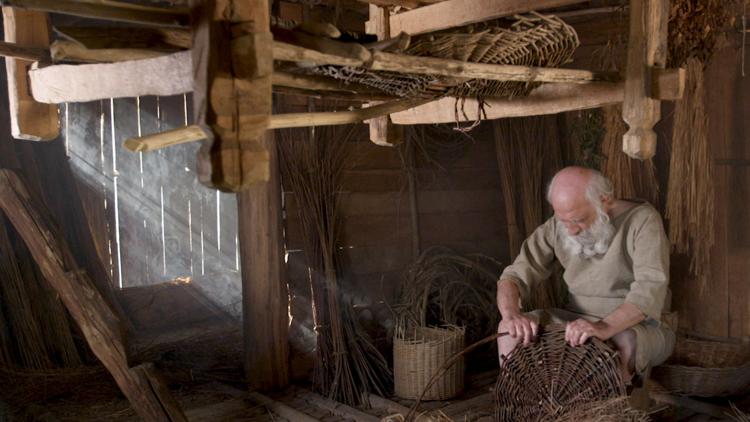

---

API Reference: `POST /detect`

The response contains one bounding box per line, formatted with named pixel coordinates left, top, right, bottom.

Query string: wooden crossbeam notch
left=2, top=8, right=58, bottom=141
left=191, top=0, right=273, bottom=192
left=0, top=170, right=186, bottom=422
left=622, top=0, right=669, bottom=160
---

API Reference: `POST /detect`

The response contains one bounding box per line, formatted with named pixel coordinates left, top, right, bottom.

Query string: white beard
left=558, top=213, right=615, bottom=259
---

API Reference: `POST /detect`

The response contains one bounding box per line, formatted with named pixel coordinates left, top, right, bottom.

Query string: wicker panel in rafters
left=311, top=12, right=579, bottom=100
left=494, top=325, right=647, bottom=422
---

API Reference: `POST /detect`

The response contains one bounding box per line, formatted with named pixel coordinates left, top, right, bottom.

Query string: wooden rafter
left=0, top=0, right=189, bottom=27
left=366, top=0, right=588, bottom=37
left=272, top=41, right=619, bottom=83
left=391, top=69, right=684, bottom=125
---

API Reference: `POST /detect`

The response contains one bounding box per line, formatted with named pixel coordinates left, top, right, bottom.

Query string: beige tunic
left=500, top=202, right=669, bottom=321
left=500, top=202, right=674, bottom=372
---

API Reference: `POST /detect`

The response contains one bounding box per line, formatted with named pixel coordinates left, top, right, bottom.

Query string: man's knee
left=611, top=329, right=637, bottom=358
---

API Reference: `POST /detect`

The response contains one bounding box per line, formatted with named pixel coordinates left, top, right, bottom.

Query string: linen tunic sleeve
left=499, top=218, right=557, bottom=304
left=624, top=208, right=670, bottom=322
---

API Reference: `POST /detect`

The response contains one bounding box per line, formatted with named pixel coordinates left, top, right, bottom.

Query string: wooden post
left=237, top=131, right=289, bottom=391
left=621, top=0, right=669, bottom=160
left=0, top=170, right=186, bottom=422
left=367, top=4, right=402, bottom=146
left=2, top=8, right=58, bottom=141
left=191, top=0, right=273, bottom=192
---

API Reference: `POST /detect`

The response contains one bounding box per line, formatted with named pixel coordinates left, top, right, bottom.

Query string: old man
left=496, top=166, right=675, bottom=384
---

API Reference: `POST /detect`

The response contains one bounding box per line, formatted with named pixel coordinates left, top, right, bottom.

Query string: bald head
left=547, top=167, right=614, bottom=235
left=547, top=167, right=593, bottom=209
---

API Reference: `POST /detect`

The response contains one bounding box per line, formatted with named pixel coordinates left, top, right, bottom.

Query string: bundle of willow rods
left=393, top=247, right=502, bottom=344
left=600, top=105, right=660, bottom=207
left=0, top=214, right=84, bottom=370
left=279, top=124, right=390, bottom=406
left=666, top=58, right=714, bottom=290
left=493, top=116, right=565, bottom=310
left=730, top=402, right=750, bottom=422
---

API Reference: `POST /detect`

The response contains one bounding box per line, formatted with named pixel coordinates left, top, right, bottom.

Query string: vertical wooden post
left=366, top=4, right=403, bottom=147
left=191, top=0, right=273, bottom=192
left=2, top=8, right=59, bottom=141
left=237, top=131, right=289, bottom=390
left=621, top=0, right=668, bottom=159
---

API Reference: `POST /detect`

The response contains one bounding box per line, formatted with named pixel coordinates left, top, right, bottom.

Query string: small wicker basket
left=393, top=326, right=465, bottom=400
left=652, top=332, right=750, bottom=397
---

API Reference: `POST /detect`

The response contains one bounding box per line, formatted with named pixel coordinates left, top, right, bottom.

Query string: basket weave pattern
left=652, top=334, right=750, bottom=397
left=393, top=326, right=465, bottom=400
left=494, top=325, right=629, bottom=421
left=311, top=13, right=579, bottom=100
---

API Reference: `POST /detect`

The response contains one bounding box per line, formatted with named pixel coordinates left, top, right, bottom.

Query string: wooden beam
left=1, top=0, right=189, bottom=27
left=269, top=97, right=429, bottom=128
left=272, top=84, right=395, bottom=102
left=391, top=69, right=684, bottom=125
left=2, top=8, right=58, bottom=141
left=273, top=41, right=618, bottom=84
left=124, top=125, right=208, bottom=152
left=0, top=170, right=186, bottom=422
left=50, top=40, right=168, bottom=63
left=272, top=71, right=388, bottom=97
left=0, top=40, right=49, bottom=61
left=123, top=98, right=431, bottom=153
left=359, top=0, right=420, bottom=10
left=30, top=52, right=392, bottom=104
left=237, top=130, right=289, bottom=391
left=621, top=0, right=668, bottom=160
left=365, top=0, right=588, bottom=37
left=392, top=82, right=621, bottom=124
left=273, top=39, right=365, bottom=67
left=54, top=26, right=192, bottom=50
left=29, top=50, right=193, bottom=103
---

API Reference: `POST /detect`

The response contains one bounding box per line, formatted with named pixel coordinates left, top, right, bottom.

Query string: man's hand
left=565, top=319, right=609, bottom=346
left=499, top=313, right=538, bottom=346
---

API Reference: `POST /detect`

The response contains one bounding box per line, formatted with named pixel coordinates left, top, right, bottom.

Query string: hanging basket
left=393, top=326, right=465, bottom=400
left=652, top=332, right=750, bottom=397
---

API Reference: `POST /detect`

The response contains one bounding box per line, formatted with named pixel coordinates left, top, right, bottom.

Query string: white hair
left=546, top=169, right=614, bottom=214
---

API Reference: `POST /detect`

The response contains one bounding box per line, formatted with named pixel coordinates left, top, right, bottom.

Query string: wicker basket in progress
left=495, top=324, right=631, bottom=422
left=652, top=333, right=750, bottom=397
left=394, top=326, right=465, bottom=400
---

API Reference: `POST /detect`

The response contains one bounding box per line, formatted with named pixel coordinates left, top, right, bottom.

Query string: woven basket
left=495, top=324, right=635, bottom=421
left=652, top=332, right=750, bottom=397
left=393, top=326, right=464, bottom=400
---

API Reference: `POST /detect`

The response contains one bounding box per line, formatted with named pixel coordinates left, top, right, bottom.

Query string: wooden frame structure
left=0, top=0, right=684, bottom=413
